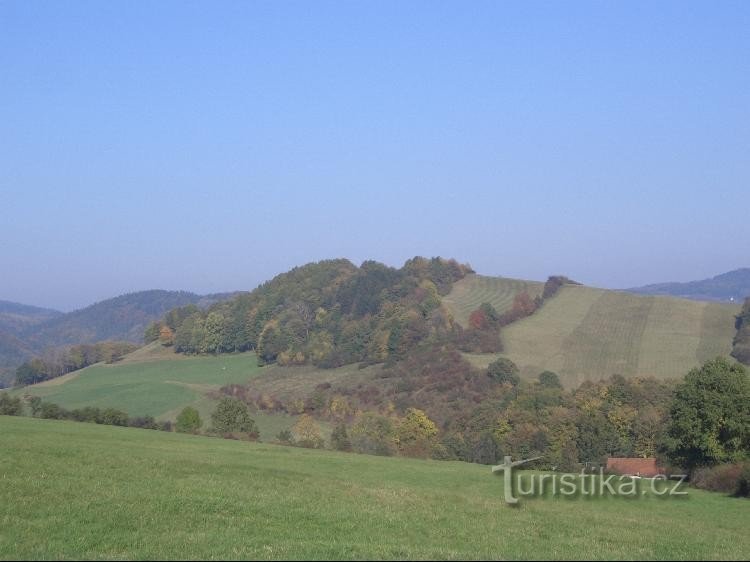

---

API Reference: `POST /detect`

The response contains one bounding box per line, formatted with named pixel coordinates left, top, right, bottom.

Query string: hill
left=0, top=299, right=61, bottom=335
left=628, top=268, right=750, bottom=302
left=20, top=290, right=236, bottom=349
left=0, top=290, right=239, bottom=388
left=1, top=416, right=747, bottom=560
left=446, top=281, right=739, bottom=387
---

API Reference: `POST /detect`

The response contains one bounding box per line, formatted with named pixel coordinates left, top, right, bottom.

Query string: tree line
left=732, top=297, right=750, bottom=365
left=14, top=341, right=139, bottom=386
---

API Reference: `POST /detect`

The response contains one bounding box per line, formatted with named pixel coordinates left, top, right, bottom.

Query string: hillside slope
left=628, top=268, right=750, bottom=302
left=442, top=274, right=544, bottom=326
left=447, top=280, right=739, bottom=386
left=1, top=417, right=749, bottom=560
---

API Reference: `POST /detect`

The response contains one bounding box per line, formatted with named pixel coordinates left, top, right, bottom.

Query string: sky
left=1, top=1, right=749, bottom=311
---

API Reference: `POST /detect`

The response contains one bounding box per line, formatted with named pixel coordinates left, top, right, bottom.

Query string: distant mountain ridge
left=627, top=268, right=750, bottom=302
left=0, top=300, right=62, bottom=336
left=0, top=290, right=241, bottom=387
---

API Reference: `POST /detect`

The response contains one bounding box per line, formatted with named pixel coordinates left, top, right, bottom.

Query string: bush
left=692, top=462, right=750, bottom=496
left=175, top=407, right=202, bottom=434
left=211, top=397, right=258, bottom=437
left=40, top=402, right=67, bottom=420
left=487, top=358, right=520, bottom=386
left=0, top=393, right=23, bottom=416
left=276, top=429, right=294, bottom=445
left=70, top=407, right=102, bottom=423
left=330, top=423, right=351, bottom=452
left=129, top=415, right=158, bottom=430
left=538, top=371, right=562, bottom=389
left=101, top=408, right=129, bottom=426
left=736, top=465, right=750, bottom=498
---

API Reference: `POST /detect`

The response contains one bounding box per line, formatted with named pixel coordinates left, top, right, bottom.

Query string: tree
left=350, top=413, right=397, bottom=456
left=538, top=371, right=562, bottom=389
left=211, top=397, right=258, bottom=436
left=664, top=358, right=750, bottom=471
left=0, top=393, right=23, bottom=416
left=176, top=406, right=203, bottom=434
left=732, top=298, right=750, bottom=365
left=331, top=423, right=352, bottom=451
left=144, top=321, right=161, bottom=343
left=292, top=414, right=324, bottom=448
left=28, top=396, right=42, bottom=417
left=487, top=358, right=520, bottom=386
left=158, top=325, right=175, bottom=346
left=396, top=408, right=438, bottom=458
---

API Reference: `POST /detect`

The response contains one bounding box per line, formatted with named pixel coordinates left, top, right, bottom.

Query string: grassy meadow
left=9, top=346, right=302, bottom=439
left=448, top=280, right=739, bottom=387
left=1, top=416, right=748, bottom=560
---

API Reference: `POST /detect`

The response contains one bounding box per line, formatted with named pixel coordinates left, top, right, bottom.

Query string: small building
left=606, top=457, right=660, bottom=477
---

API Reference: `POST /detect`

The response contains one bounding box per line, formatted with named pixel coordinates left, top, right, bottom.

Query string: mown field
left=1, top=416, right=748, bottom=560
left=448, top=280, right=739, bottom=387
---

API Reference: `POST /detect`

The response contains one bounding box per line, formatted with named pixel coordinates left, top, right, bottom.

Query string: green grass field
left=1, top=416, right=748, bottom=560
left=10, top=346, right=303, bottom=439
left=443, top=274, right=545, bottom=326
left=450, top=281, right=739, bottom=387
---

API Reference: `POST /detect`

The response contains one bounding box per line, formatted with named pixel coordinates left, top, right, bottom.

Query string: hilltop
left=628, top=268, right=750, bottom=302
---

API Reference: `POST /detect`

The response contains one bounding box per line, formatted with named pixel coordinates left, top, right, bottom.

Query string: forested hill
left=149, top=257, right=570, bottom=369
left=628, top=268, right=750, bottom=302
left=148, top=258, right=484, bottom=367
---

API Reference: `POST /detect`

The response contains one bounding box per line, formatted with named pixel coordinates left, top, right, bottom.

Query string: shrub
left=70, top=407, right=102, bottom=423
left=39, top=402, right=67, bottom=420
left=691, top=462, right=750, bottom=496
left=129, top=415, right=159, bottom=430
left=101, top=408, right=129, bottom=426
left=211, top=397, right=258, bottom=438
left=0, top=393, right=23, bottom=416
left=350, top=413, right=396, bottom=456
left=487, top=358, right=520, bottom=386
left=175, top=407, right=203, bottom=434
left=275, top=429, right=294, bottom=445
left=538, top=371, right=562, bottom=389
left=292, top=414, right=324, bottom=448
left=736, top=465, right=750, bottom=498
left=330, top=423, right=351, bottom=452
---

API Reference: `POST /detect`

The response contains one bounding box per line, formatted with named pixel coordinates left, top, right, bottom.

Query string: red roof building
left=606, top=457, right=660, bottom=477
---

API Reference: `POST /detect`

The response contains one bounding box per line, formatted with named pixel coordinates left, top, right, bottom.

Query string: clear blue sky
left=2, top=1, right=748, bottom=311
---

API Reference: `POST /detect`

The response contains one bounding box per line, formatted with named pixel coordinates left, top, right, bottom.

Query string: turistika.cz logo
left=492, top=456, right=688, bottom=505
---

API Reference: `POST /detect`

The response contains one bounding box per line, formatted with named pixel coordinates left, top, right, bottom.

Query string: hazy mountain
left=0, top=300, right=62, bottom=336
left=627, top=268, right=750, bottom=302
left=0, top=290, right=240, bottom=387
